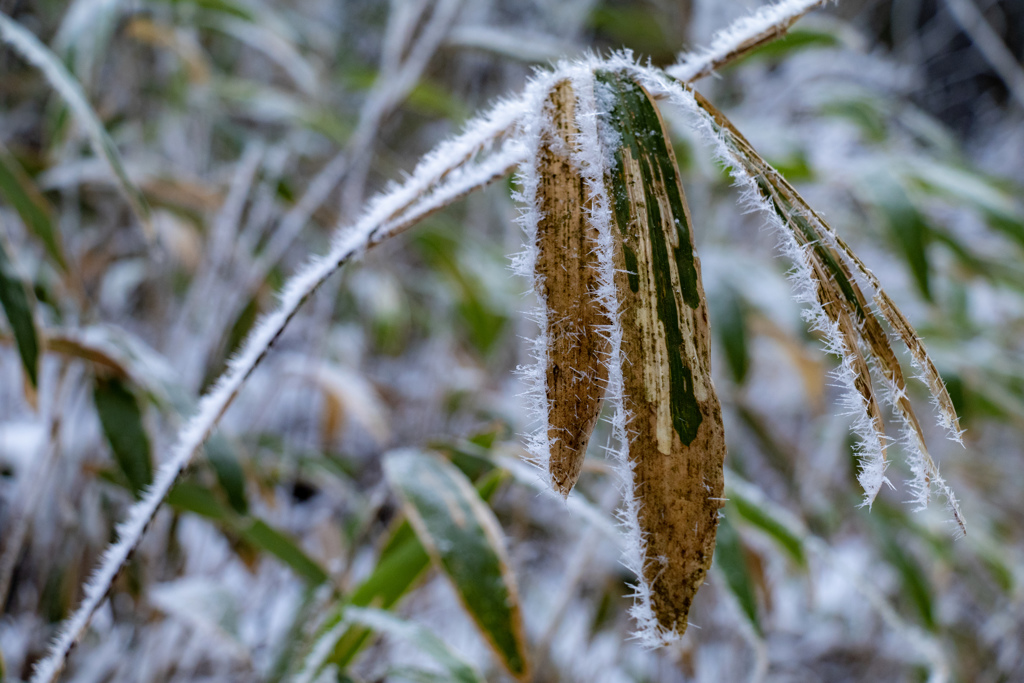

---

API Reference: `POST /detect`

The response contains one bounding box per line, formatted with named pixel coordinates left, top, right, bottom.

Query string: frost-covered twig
left=29, top=89, right=536, bottom=683
left=340, top=0, right=466, bottom=212
left=667, top=0, right=831, bottom=83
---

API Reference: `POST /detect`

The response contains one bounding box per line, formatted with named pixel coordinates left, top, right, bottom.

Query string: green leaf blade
left=0, top=143, right=65, bottom=270
left=383, top=450, right=529, bottom=680
left=0, top=235, right=41, bottom=389
left=93, top=376, right=153, bottom=495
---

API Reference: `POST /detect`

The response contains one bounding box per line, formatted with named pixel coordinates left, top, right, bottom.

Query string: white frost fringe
left=31, top=90, right=534, bottom=683
left=510, top=72, right=558, bottom=489
left=667, top=0, right=830, bottom=83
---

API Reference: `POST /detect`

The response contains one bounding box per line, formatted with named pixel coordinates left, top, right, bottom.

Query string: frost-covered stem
left=340, top=0, right=465, bottom=212
left=30, top=96, right=530, bottom=682
left=667, top=0, right=831, bottom=83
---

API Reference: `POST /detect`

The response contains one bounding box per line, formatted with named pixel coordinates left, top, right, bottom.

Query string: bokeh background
left=2, top=0, right=1024, bottom=681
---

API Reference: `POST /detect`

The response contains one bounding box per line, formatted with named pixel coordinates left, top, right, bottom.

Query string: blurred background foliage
left=1, top=0, right=1024, bottom=681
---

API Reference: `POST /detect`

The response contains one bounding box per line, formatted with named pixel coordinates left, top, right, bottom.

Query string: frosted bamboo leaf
left=527, top=79, right=609, bottom=496
left=633, top=67, right=965, bottom=533
left=593, top=69, right=727, bottom=638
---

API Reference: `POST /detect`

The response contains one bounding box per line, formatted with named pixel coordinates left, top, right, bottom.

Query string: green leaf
left=167, top=482, right=233, bottom=522
left=0, top=143, right=65, bottom=270
left=742, top=27, right=840, bottom=61
left=910, top=161, right=1024, bottom=246
left=326, top=468, right=507, bottom=670
left=205, top=433, right=249, bottom=515
left=93, top=376, right=153, bottom=495
left=0, top=235, right=40, bottom=389
left=239, top=521, right=329, bottom=585
left=711, top=285, right=750, bottom=384
left=714, top=514, right=760, bottom=632
left=0, top=14, right=153, bottom=240
left=820, top=97, right=888, bottom=143
left=383, top=450, right=528, bottom=680
left=862, top=173, right=932, bottom=300
left=883, top=534, right=937, bottom=631
left=166, top=482, right=328, bottom=586
left=728, top=493, right=807, bottom=568
left=414, top=229, right=508, bottom=356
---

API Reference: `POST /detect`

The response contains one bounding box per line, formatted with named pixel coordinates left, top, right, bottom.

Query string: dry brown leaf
left=536, top=80, right=609, bottom=496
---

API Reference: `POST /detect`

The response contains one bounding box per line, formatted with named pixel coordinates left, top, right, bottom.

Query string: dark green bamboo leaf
left=166, top=482, right=328, bottom=585
left=883, top=535, right=936, bottom=631
left=714, top=514, right=760, bottom=633
left=240, top=521, right=329, bottom=585
left=711, top=285, right=750, bottom=384
left=93, top=376, right=153, bottom=495
left=0, top=143, right=65, bottom=270
left=383, top=450, right=528, bottom=680
left=205, top=433, right=249, bottom=514
left=0, top=235, right=40, bottom=389
left=862, top=173, right=932, bottom=300
left=728, top=493, right=807, bottom=568
left=167, top=481, right=232, bottom=521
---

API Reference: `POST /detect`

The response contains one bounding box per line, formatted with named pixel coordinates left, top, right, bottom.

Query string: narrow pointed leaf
left=714, top=514, right=760, bottom=632
left=325, top=468, right=506, bottom=671
left=597, top=69, right=727, bottom=635
left=0, top=235, right=41, bottom=389
left=166, top=482, right=328, bottom=585
left=93, top=376, right=153, bottom=495
left=204, top=433, right=249, bottom=515
left=535, top=79, right=608, bottom=495
left=728, top=494, right=807, bottom=568
left=0, top=143, right=65, bottom=270
left=383, top=450, right=529, bottom=680
left=239, top=521, right=329, bottom=585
